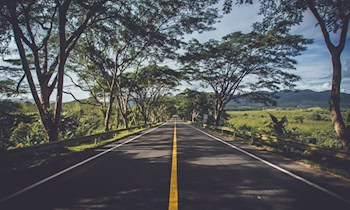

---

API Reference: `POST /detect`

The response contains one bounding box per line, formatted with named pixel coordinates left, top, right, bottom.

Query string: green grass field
left=226, top=107, right=349, bottom=148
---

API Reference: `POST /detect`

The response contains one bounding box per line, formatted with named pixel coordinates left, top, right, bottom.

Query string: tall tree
left=0, top=0, right=114, bottom=141
left=245, top=0, right=350, bottom=147
left=182, top=31, right=310, bottom=125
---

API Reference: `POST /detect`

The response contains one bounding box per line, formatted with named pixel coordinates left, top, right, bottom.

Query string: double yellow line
left=168, top=120, right=178, bottom=210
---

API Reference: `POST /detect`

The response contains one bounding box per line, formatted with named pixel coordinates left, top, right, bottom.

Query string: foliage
left=268, top=113, right=288, bottom=135
left=311, top=130, right=342, bottom=149
left=64, top=0, right=223, bottom=131
left=294, top=116, right=304, bottom=124
left=181, top=30, right=310, bottom=125
left=131, top=65, right=182, bottom=124
left=226, top=107, right=347, bottom=149
left=310, top=113, right=323, bottom=121
left=175, top=89, right=215, bottom=122
left=60, top=115, right=80, bottom=139
left=1, top=0, right=222, bottom=141
left=0, top=100, right=35, bottom=149
left=247, top=0, right=350, bottom=146
left=345, top=110, right=350, bottom=125
left=9, top=121, right=47, bottom=148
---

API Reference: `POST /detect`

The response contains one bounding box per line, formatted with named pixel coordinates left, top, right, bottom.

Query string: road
left=1, top=119, right=350, bottom=209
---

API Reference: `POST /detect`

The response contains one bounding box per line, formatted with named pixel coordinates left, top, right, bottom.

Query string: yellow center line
left=168, top=119, right=178, bottom=210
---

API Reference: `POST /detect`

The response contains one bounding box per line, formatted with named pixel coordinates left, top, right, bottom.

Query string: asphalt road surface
left=1, top=119, right=350, bottom=210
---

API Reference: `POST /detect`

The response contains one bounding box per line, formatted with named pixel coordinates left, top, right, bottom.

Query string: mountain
left=226, top=90, right=350, bottom=108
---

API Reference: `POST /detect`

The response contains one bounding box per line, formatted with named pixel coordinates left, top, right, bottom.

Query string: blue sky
left=186, top=3, right=350, bottom=94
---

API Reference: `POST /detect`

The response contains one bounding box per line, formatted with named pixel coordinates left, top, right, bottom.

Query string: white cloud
left=343, top=58, right=350, bottom=79
left=321, top=82, right=331, bottom=90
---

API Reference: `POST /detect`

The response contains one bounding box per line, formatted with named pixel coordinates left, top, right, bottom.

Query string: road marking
left=0, top=123, right=166, bottom=203
left=188, top=124, right=350, bottom=205
left=168, top=120, right=178, bottom=210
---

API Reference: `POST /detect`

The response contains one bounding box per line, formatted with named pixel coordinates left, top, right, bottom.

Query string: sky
left=1, top=3, right=350, bottom=102
left=185, top=3, right=350, bottom=94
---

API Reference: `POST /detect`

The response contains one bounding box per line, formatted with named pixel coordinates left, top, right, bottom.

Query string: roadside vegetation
left=226, top=107, right=350, bottom=149
left=0, top=99, right=172, bottom=150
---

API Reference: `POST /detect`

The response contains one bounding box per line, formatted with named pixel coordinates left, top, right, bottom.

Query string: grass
left=226, top=107, right=348, bottom=149
left=67, top=127, right=146, bottom=152
left=227, top=107, right=331, bottom=135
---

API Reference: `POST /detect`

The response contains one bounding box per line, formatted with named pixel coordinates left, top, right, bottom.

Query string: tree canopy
left=181, top=30, right=311, bottom=125
left=0, top=0, right=222, bottom=141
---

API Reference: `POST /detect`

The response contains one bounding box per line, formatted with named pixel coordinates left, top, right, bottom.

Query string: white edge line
left=0, top=123, right=167, bottom=203
left=187, top=124, right=350, bottom=205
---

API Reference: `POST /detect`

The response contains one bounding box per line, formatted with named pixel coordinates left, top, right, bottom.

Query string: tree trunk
left=330, top=53, right=350, bottom=147
left=123, top=113, right=129, bottom=128
left=46, top=121, right=59, bottom=142
left=117, top=95, right=130, bottom=129
left=214, top=99, right=224, bottom=126
left=104, top=96, right=115, bottom=131
left=115, top=109, right=120, bottom=129
left=143, top=112, right=148, bottom=125
left=214, top=111, right=221, bottom=126
left=141, top=106, right=148, bottom=125
left=191, top=111, right=195, bottom=122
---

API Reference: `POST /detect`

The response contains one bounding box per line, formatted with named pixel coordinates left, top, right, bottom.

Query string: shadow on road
left=1, top=122, right=349, bottom=210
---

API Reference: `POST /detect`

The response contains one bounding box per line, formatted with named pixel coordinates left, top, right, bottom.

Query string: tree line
left=0, top=0, right=349, bottom=148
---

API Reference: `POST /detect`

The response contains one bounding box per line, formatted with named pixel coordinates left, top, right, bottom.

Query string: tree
left=182, top=31, right=310, bottom=125
left=246, top=0, right=350, bottom=147
left=0, top=0, right=115, bottom=141
left=131, top=65, right=182, bottom=125
left=175, top=89, right=214, bottom=122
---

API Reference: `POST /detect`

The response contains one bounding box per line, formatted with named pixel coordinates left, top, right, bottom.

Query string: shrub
left=294, top=116, right=304, bottom=124
left=268, top=113, right=288, bottom=135
left=9, top=121, right=47, bottom=148
left=311, top=130, right=343, bottom=148
left=310, top=113, right=323, bottom=121
left=238, top=124, right=254, bottom=132
left=60, top=116, right=80, bottom=139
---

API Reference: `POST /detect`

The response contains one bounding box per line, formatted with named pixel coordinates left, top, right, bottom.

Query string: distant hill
left=226, top=90, right=350, bottom=108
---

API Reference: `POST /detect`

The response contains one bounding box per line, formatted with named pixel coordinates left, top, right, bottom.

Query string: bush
left=9, top=121, right=47, bottom=148
left=267, top=114, right=288, bottom=135
left=310, top=113, right=323, bottom=121
left=311, top=130, right=343, bottom=148
left=60, top=116, right=80, bottom=139
left=294, top=116, right=304, bottom=124
left=76, top=116, right=103, bottom=136
left=238, top=124, right=254, bottom=132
